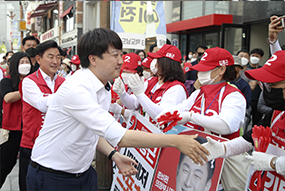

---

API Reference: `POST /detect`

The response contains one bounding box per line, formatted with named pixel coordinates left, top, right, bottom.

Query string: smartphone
left=277, top=16, right=285, bottom=29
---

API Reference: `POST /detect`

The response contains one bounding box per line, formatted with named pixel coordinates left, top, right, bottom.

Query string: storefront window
left=66, top=16, right=74, bottom=32
left=205, top=32, right=219, bottom=49
left=224, top=27, right=242, bottom=55
left=180, top=34, right=187, bottom=58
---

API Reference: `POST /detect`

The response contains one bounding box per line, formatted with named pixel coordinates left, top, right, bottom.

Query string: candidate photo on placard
left=151, top=129, right=227, bottom=191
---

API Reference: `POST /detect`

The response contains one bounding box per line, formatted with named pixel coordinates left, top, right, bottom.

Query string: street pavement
left=0, top=160, right=19, bottom=191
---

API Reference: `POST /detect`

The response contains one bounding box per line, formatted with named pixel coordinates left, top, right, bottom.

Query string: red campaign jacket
left=142, top=76, right=188, bottom=124
left=184, top=82, right=242, bottom=140
left=2, top=76, right=22, bottom=131
left=19, top=70, right=65, bottom=149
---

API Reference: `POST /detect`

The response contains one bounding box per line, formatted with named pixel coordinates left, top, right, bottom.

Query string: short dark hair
left=250, top=48, right=264, bottom=57
left=36, top=40, right=61, bottom=58
left=157, top=57, right=185, bottom=83
left=5, top=51, right=14, bottom=57
left=195, top=45, right=208, bottom=52
left=223, top=65, right=237, bottom=81
left=281, top=45, right=285, bottom=50
left=77, top=28, right=122, bottom=68
left=178, top=136, right=216, bottom=182
left=9, top=52, right=32, bottom=90
left=149, top=44, right=157, bottom=52
left=135, top=66, right=143, bottom=76
left=61, top=49, right=67, bottom=57
left=22, top=35, right=40, bottom=46
left=135, top=49, right=146, bottom=58
left=236, top=49, right=249, bottom=56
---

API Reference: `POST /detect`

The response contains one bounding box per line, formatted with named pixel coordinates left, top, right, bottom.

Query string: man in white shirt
left=26, top=28, right=209, bottom=191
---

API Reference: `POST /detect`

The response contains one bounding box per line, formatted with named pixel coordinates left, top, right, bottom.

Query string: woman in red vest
left=0, top=52, right=32, bottom=188
left=158, top=47, right=246, bottom=140
left=202, top=50, right=285, bottom=190
left=113, top=44, right=188, bottom=126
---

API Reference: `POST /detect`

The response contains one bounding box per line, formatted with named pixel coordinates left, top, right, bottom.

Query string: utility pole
left=20, top=2, right=23, bottom=51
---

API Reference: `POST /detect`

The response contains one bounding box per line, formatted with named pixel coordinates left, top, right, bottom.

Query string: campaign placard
left=111, top=112, right=162, bottom=191
left=245, top=144, right=285, bottom=191
left=151, top=128, right=227, bottom=191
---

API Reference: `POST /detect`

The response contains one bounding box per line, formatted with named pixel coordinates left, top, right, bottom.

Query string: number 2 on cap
left=200, top=52, right=208, bottom=61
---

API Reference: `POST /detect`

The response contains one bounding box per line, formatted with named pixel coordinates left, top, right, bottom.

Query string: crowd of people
left=0, top=15, right=284, bottom=191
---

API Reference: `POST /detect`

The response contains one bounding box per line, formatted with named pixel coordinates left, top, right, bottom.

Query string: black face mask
left=25, top=47, right=37, bottom=58
left=263, top=87, right=285, bottom=111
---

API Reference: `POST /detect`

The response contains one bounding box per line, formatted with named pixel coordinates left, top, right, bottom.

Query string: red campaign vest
left=142, top=77, right=188, bottom=124
left=2, top=76, right=22, bottom=131
left=248, top=110, right=285, bottom=191
left=270, top=110, right=285, bottom=149
left=184, top=82, right=242, bottom=140
left=19, top=70, right=65, bottom=149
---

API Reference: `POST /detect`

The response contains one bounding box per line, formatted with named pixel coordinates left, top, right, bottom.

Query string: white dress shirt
left=31, top=68, right=127, bottom=173
left=22, top=68, right=57, bottom=113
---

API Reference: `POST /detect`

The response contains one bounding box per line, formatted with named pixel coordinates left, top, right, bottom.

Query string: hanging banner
left=111, top=1, right=166, bottom=49
left=12, top=20, right=21, bottom=50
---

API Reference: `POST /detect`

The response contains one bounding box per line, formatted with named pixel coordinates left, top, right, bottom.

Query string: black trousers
left=0, top=130, right=22, bottom=188
left=19, top=147, right=32, bottom=191
left=26, top=163, right=98, bottom=191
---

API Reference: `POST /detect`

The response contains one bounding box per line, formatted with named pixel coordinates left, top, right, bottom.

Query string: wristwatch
left=272, top=157, right=278, bottom=170
left=267, top=38, right=277, bottom=45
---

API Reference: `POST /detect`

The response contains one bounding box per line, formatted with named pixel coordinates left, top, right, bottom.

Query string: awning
left=29, top=2, right=58, bottom=18
left=166, top=14, right=233, bottom=34
left=61, top=5, right=73, bottom=18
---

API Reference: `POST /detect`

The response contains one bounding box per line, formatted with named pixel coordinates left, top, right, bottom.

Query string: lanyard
left=198, top=88, right=222, bottom=130
left=149, top=82, right=159, bottom=100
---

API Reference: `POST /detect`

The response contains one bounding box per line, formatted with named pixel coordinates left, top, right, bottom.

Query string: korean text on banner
left=245, top=144, right=285, bottom=191
left=111, top=1, right=166, bottom=49
left=111, top=111, right=162, bottom=191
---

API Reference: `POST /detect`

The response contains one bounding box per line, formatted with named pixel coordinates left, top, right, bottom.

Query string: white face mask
left=198, top=68, right=220, bottom=86
left=250, top=56, right=260, bottom=65
left=121, top=72, right=133, bottom=84
left=150, top=59, right=158, bottom=75
left=143, top=71, right=151, bottom=79
left=18, top=64, right=31, bottom=76
left=188, top=54, right=193, bottom=59
left=71, top=64, right=77, bottom=71
left=241, top=57, right=249, bottom=66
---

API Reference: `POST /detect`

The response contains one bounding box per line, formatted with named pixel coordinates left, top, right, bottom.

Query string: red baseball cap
left=121, top=53, right=141, bottom=73
left=148, top=44, right=182, bottom=63
left=70, top=55, right=80, bottom=65
left=141, top=57, right=153, bottom=69
left=183, top=61, right=192, bottom=73
left=191, top=47, right=234, bottom=71
left=245, top=50, right=285, bottom=83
